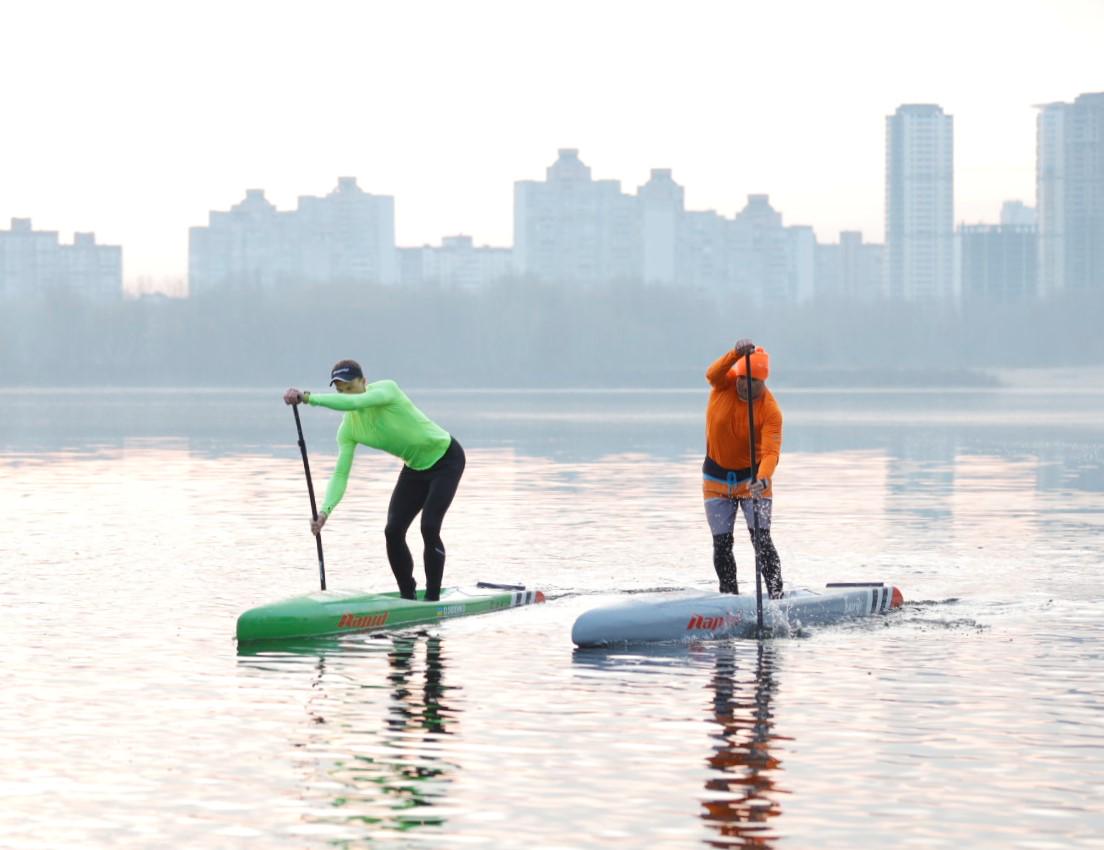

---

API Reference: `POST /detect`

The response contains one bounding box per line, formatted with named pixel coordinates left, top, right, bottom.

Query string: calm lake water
left=2, top=384, right=1103, bottom=849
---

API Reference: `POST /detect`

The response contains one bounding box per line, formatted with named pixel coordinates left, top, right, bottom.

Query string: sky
left=1, top=0, right=1102, bottom=292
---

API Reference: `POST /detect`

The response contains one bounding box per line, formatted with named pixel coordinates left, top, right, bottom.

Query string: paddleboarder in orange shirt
left=703, top=339, right=784, bottom=598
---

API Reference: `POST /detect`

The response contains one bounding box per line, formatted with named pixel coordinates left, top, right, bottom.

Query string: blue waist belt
left=702, top=456, right=755, bottom=489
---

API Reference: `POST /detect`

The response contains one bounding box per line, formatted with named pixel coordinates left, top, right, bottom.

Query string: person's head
left=736, top=376, right=765, bottom=400
left=329, top=359, right=366, bottom=394
left=733, top=347, right=769, bottom=400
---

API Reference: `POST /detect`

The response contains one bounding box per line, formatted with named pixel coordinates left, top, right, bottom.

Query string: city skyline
left=0, top=123, right=1070, bottom=300
left=8, top=87, right=1101, bottom=304
left=2, top=0, right=1101, bottom=292
left=0, top=113, right=1061, bottom=297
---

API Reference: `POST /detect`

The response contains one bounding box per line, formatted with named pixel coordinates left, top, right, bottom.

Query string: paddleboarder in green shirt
left=284, top=359, right=465, bottom=602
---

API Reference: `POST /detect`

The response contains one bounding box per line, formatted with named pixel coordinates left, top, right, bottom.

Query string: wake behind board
left=571, top=582, right=903, bottom=647
left=237, top=582, right=545, bottom=643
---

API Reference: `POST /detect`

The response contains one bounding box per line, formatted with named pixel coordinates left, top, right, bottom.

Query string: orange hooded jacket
left=704, top=348, right=783, bottom=500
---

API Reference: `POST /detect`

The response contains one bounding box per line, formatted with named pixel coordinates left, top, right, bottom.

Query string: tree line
left=2, top=280, right=1101, bottom=387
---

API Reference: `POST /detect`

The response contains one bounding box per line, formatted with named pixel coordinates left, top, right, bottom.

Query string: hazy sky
left=2, top=0, right=1101, bottom=289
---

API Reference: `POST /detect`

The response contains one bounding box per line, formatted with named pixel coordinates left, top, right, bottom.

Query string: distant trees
left=1, top=281, right=1101, bottom=387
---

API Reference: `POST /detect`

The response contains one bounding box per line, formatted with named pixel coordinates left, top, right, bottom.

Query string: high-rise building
left=0, top=218, right=122, bottom=300
left=513, top=149, right=640, bottom=285
left=637, top=168, right=684, bottom=286
left=1036, top=92, right=1104, bottom=296
left=816, top=231, right=884, bottom=301
left=959, top=222, right=1037, bottom=302
left=885, top=104, right=955, bottom=300
left=679, top=209, right=730, bottom=293
left=956, top=201, right=1038, bottom=303
left=188, top=190, right=288, bottom=295
left=399, top=235, right=513, bottom=291
left=785, top=225, right=816, bottom=305
left=635, top=167, right=684, bottom=284
left=295, top=177, right=398, bottom=287
left=189, top=177, right=398, bottom=296
left=732, top=195, right=790, bottom=303
left=1000, top=200, right=1036, bottom=227
left=1036, top=102, right=1066, bottom=296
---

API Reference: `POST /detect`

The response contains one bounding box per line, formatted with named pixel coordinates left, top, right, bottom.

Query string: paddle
left=743, top=350, right=764, bottom=637
left=292, top=403, right=327, bottom=591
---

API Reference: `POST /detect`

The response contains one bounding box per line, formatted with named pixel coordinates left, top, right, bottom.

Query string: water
left=2, top=385, right=1103, bottom=849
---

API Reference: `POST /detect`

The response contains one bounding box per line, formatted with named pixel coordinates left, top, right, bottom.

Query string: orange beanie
left=733, top=347, right=770, bottom=380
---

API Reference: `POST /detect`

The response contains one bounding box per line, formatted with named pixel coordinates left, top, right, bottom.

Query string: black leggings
left=384, top=438, right=466, bottom=602
left=712, top=528, right=783, bottom=598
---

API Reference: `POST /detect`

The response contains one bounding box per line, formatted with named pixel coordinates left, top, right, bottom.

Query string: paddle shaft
left=744, top=351, right=764, bottom=636
left=293, top=403, right=327, bottom=591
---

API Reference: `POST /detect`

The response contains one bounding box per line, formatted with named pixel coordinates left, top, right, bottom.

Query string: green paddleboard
left=236, top=582, right=545, bottom=643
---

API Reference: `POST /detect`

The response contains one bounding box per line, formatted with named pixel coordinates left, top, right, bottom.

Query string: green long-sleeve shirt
left=307, top=380, right=451, bottom=514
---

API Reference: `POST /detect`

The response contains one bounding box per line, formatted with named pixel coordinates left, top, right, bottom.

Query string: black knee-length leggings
left=384, top=438, right=465, bottom=602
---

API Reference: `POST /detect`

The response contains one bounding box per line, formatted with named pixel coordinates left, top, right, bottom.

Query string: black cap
left=329, top=360, right=364, bottom=386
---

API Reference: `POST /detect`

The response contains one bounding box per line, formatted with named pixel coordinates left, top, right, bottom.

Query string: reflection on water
left=570, top=642, right=790, bottom=849
left=370, top=636, right=456, bottom=831
left=701, top=644, right=785, bottom=848
left=241, top=635, right=459, bottom=841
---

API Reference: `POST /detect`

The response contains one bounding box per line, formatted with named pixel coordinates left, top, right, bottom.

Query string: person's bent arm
left=308, top=381, right=399, bottom=412
left=706, top=350, right=738, bottom=389
left=706, top=339, right=755, bottom=389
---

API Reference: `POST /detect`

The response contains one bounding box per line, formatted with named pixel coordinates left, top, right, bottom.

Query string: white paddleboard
left=571, top=583, right=904, bottom=647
